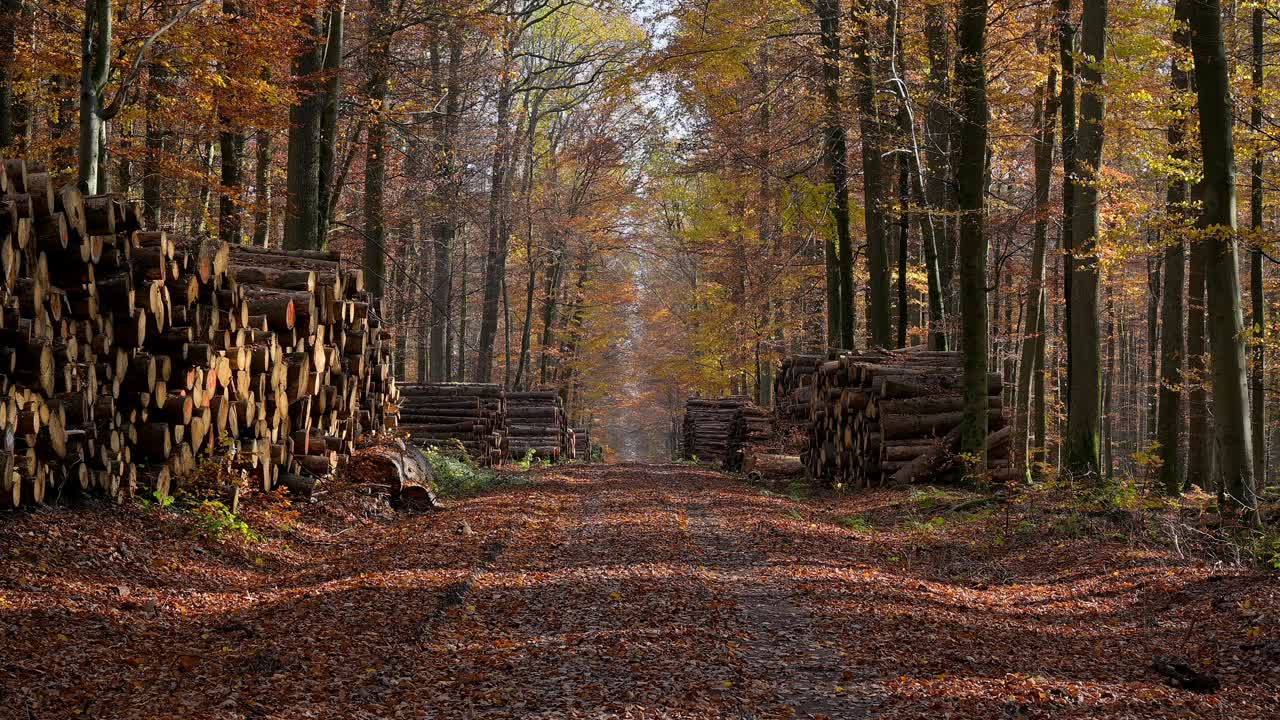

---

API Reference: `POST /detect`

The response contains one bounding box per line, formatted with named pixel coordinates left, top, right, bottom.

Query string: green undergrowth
left=422, top=446, right=528, bottom=499
left=138, top=490, right=261, bottom=544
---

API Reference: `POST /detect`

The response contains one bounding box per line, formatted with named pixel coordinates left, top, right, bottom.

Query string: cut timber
left=743, top=452, right=803, bottom=482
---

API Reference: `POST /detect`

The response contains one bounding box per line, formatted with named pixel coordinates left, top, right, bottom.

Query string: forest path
left=7, top=463, right=1275, bottom=719
left=425, top=462, right=881, bottom=718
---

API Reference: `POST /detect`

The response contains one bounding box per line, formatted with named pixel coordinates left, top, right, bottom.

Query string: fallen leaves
left=0, top=464, right=1276, bottom=719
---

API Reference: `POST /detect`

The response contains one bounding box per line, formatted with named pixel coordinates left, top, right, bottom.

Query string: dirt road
left=2, top=463, right=1275, bottom=719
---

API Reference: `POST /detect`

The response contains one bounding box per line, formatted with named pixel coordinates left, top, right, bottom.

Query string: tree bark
left=1187, top=0, right=1259, bottom=524
left=0, top=0, right=20, bottom=148
left=1017, top=59, right=1058, bottom=481
left=78, top=0, right=111, bottom=193
left=1058, top=0, right=1077, bottom=412
left=1158, top=7, right=1190, bottom=495
left=955, top=0, right=989, bottom=460
left=923, top=2, right=953, bottom=334
left=363, top=0, right=389, bottom=299
left=1249, top=5, right=1266, bottom=488
left=816, top=0, right=851, bottom=349
left=285, top=12, right=324, bottom=250
left=252, top=129, right=272, bottom=246
left=316, top=2, right=344, bottom=246
left=1065, top=0, right=1105, bottom=479
left=852, top=2, right=890, bottom=349
left=429, top=24, right=463, bottom=382
left=1187, top=194, right=1209, bottom=491
left=476, top=38, right=515, bottom=382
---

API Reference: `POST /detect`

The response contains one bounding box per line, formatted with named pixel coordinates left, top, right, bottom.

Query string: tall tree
left=363, top=0, right=390, bottom=298
left=955, top=0, right=989, bottom=459
left=1249, top=4, right=1266, bottom=488
left=1065, top=0, right=1106, bottom=478
left=1187, top=0, right=1258, bottom=523
left=1057, top=0, right=1077, bottom=410
left=429, top=21, right=463, bottom=382
left=1158, top=7, right=1190, bottom=495
left=0, top=0, right=21, bottom=149
left=316, top=1, right=345, bottom=246
left=284, top=11, right=325, bottom=250
left=922, top=0, right=953, bottom=329
left=852, top=1, right=890, bottom=349
left=815, top=0, right=851, bottom=349
left=1017, top=47, right=1058, bottom=481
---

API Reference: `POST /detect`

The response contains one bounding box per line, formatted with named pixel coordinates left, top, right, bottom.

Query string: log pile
left=0, top=157, right=396, bottom=507
left=803, top=347, right=1012, bottom=488
left=393, top=383, right=507, bottom=467
left=723, top=403, right=775, bottom=472
left=679, top=396, right=749, bottom=465
left=505, top=391, right=568, bottom=462
left=572, top=426, right=594, bottom=462
left=774, top=354, right=822, bottom=424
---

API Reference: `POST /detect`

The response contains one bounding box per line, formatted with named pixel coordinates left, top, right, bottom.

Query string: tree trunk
left=457, top=228, right=468, bottom=381
left=1249, top=5, right=1267, bottom=489
left=1017, top=60, right=1058, bottom=480
left=1158, top=7, right=1190, bottom=495
left=852, top=2, right=890, bottom=350
left=955, top=0, right=989, bottom=460
left=1187, top=197, right=1209, bottom=491
left=252, top=129, right=272, bottom=246
left=78, top=0, right=111, bottom=193
left=0, top=0, right=20, bottom=148
left=1187, top=0, right=1259, bottom=524
left=816, top=0, right=851, bottom=349
left=429, top=24, right=463, bottom=382
left=316, top=2, right=344, bottom=246
left=284, top=12, right=324, bottom=250
left=477, top=52, right=515, bottom=382
left=923, top=2, right=953, bottom=339
left=143, top=57, right=170, bottom=225
left=1058, top=0, right=1077, bottom=412
left=363, top=0, right=389, bottom=299
left=1065, top=0, right=1106, bottom=479
left=219, top=130, right=244, bottom=243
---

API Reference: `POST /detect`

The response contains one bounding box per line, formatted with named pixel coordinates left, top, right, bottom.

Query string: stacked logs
left=774, top=354, right=823, bottom=424
left=393, top=383, right=507, bottom=466
left=505, top=391, right=568, bottom=462
left=723, top=403, right=775, bottom=472
left=0, top=157, right=396, bottom=507
left=679, top=396, right=749, bottom=465
left=572, top=426, right=593, bottom=462
left=803, top=347, right=1012, bottom=488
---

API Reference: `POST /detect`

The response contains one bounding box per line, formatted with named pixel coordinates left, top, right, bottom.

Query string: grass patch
left=191, top=500, right=262, bottom=542
left=422, top=447, right=527, bottom=499
left=839, top=515, right=874, bottom=532
left=906, top=516, right=948, bottom=534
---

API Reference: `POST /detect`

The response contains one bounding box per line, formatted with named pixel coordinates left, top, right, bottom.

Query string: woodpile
left=679, top=396, right=749, bottom=465
left=393, top=383, right=507, bottom=467
left=723, top=403, right=775, bottom=472
left=572, top=426, right=594, bottom=462
left=506, top=391, right=568, bottom=463
left=803, top=347, right=1012, bottom=488
left=0, top=157, right=396, bottom=507
left=774, top=354, right=823, bottom=424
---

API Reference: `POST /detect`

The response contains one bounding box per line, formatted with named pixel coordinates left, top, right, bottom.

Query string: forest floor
left=1, top=462, right=1278, bottom=719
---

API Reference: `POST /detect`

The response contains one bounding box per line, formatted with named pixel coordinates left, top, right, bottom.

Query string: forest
left=1, top=0, right=1279, bottom=717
